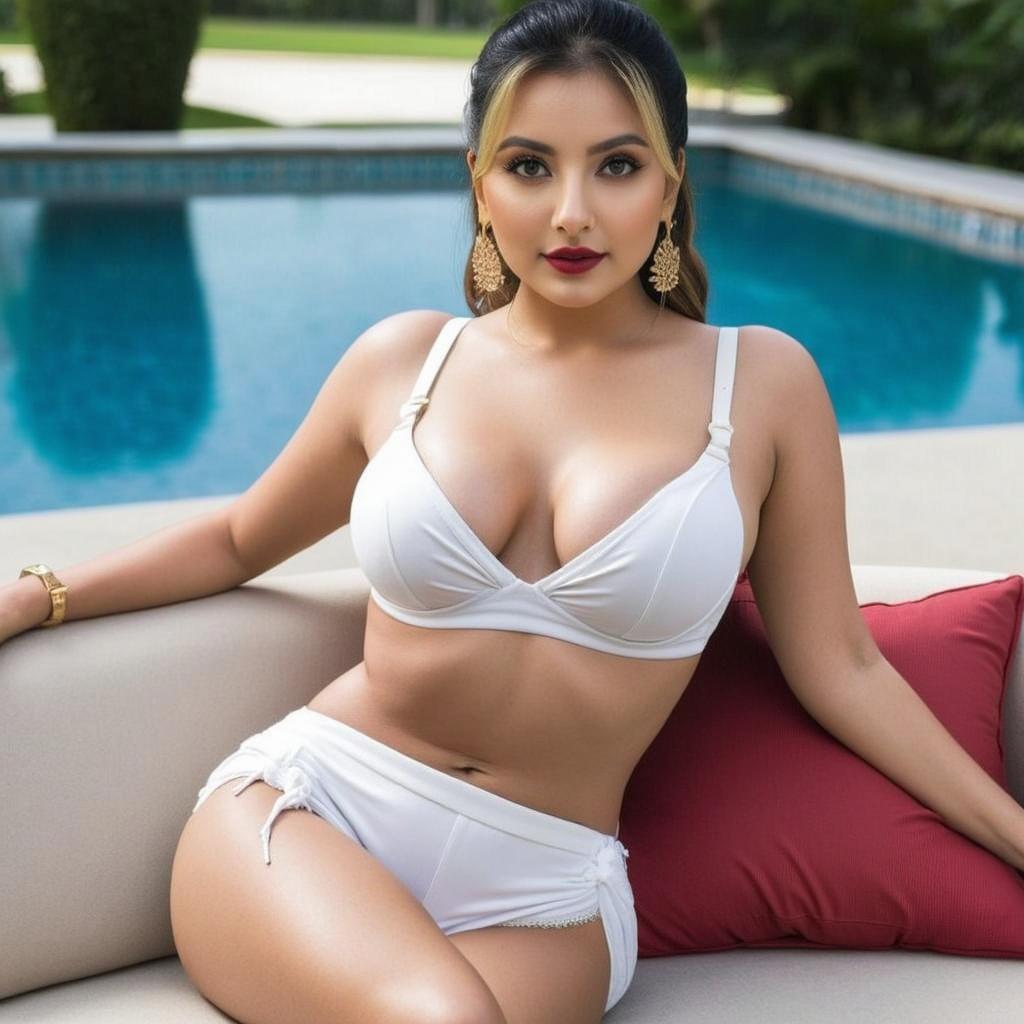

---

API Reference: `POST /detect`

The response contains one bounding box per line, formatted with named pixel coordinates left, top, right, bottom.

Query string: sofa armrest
left=0, top=567, right=369, bottom=1001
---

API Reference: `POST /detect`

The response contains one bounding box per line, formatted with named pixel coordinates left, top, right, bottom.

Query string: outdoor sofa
left=3, top=561, right=1024, bottom=1023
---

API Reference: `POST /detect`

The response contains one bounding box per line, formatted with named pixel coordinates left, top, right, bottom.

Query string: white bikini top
left=349, top=316, right=745, bottom=660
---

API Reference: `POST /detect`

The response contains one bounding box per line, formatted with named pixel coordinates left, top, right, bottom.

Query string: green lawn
left=201, top=17, right=489, bottom=58
left=0, top=16, right=773, bottom=93
left=0, top=18, right=496, bottom=56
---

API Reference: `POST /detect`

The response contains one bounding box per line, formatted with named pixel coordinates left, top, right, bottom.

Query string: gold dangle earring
left=471, top=218, right=506, bottom=294
left=649, top=216, right=680, bottom=293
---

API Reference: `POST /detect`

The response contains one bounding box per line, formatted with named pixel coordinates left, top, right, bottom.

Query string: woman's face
left=468, top=69, right=683, bottom=309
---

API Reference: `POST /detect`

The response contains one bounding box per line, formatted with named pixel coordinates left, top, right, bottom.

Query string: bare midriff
left=305, top=599, right=707, bottom=836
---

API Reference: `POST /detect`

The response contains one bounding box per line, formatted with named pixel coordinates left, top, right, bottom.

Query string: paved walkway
left=0, top=44, right=784, bottom=127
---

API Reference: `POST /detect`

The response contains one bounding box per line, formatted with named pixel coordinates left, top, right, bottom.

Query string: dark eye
left=503, top=155, right=547, bottom=178
left=603, top=155, right=640, bottom=177
left=501, top=152, right=643, bottom=179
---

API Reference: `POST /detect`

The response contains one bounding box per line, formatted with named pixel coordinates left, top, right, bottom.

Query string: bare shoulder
left=734, top=323, right=820, bottom=385
left=345, top=308, right=457, bottom=438
left=733, top=323, right=827, bottom=435
left=352, top=308, right=454, bottom=364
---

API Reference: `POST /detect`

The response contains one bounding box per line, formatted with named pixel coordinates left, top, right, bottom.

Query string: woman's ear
left=466, top=150, right=489, bottom=221
left=662, top=148, right=686, bottom=217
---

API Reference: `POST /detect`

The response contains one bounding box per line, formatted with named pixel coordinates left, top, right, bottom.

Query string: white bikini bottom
left=191, top=704, right=638, bottom=1014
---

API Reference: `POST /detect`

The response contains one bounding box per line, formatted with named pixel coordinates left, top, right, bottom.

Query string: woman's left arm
left=743, top=327, right=1024, bottom=873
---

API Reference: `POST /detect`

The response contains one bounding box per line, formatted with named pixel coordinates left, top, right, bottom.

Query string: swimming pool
left=0, top=145, right=1021, bottom=516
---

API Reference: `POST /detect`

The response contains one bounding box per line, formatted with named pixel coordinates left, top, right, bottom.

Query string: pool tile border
left=723, top=150, right=1024, bottom=265
left=0, top=149, right=468, bottom=195
left=0, top=125, right=1021, bottom=265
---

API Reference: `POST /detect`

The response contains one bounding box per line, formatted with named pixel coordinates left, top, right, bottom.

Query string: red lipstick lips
left=543, top=246, right=606, bottom=275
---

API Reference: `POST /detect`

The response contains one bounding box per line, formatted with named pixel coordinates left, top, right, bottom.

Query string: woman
left=7, top=1, right=1023, bottom=1022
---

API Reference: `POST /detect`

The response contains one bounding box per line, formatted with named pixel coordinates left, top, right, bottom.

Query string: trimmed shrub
left=16, top=0, right=206, bottom=131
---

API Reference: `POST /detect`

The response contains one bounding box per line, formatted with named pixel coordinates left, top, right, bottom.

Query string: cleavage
left=408, top=411, right=709, bottom=586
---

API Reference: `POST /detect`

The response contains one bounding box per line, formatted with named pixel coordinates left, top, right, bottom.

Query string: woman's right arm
left=0, top=308, right=451, bottom=645
left=0, top=506, right=249, bottom=641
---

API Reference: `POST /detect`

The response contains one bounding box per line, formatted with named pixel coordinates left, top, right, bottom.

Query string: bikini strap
left=707, top=326, right=739, bottom=462
left=397, top=316, right=471, bottom=428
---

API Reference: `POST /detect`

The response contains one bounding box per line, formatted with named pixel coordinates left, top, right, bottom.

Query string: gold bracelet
left=18, top=563, right=68, bottom=628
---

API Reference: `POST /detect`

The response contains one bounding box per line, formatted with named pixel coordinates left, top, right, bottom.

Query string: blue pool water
left=0, top=176, right=1022, bottom=516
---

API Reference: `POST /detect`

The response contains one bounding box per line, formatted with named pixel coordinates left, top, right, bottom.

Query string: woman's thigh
left=170, top=778, right=506, bottom=1024
left=449, top=919, right=610, bottom=1024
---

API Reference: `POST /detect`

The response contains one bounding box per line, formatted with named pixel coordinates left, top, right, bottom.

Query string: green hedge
left=16, top=0, right=206, bottom=131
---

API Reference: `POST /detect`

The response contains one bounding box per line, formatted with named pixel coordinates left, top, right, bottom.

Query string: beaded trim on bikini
left=496, top=909, right=602, bottom=928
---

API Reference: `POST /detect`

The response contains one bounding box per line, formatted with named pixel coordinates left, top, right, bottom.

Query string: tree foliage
left=713, top=0, right=1024, bottom=170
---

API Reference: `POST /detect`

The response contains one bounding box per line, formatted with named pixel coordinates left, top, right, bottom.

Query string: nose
left=551, top=172, right=594, bottom=239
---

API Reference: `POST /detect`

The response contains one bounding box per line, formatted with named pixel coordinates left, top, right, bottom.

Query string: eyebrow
left=495, top=133, right=649, bottom=155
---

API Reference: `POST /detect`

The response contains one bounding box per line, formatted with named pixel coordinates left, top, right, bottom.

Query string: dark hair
left=461, top=0, right=707, bottom=322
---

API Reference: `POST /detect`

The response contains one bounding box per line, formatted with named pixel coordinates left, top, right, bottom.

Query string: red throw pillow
left=622, top=573, right=1024, bottom=958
